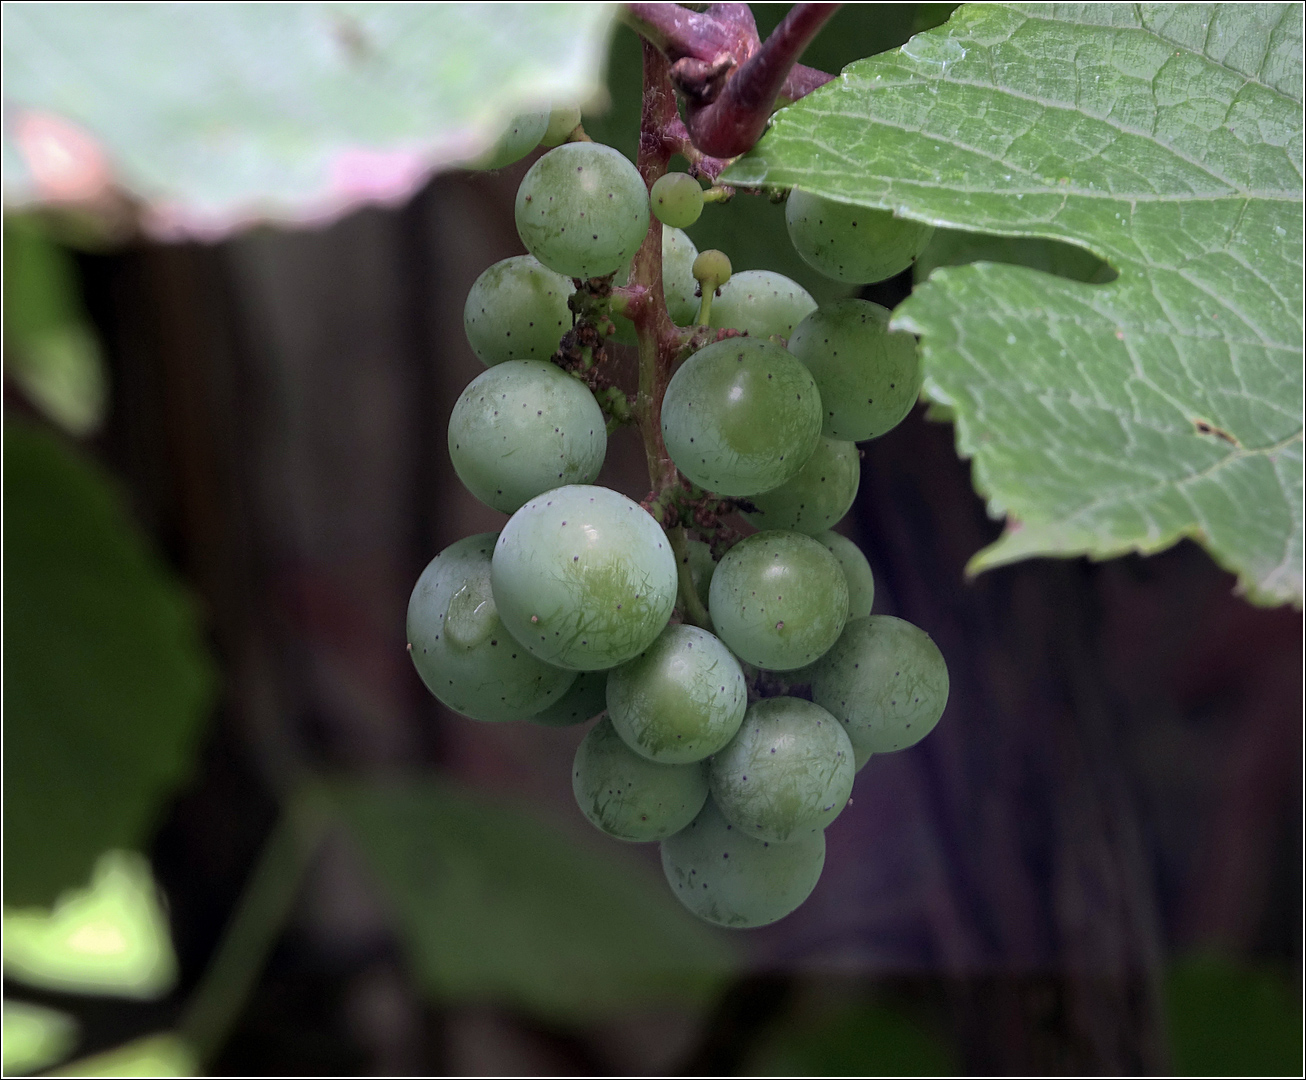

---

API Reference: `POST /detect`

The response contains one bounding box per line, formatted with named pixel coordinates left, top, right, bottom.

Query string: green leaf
left=4, top=851, right=177, bottom=999
left=2, top=4, right=619, bottom=237
left=724, top=3, right=1304, bottom=606
left=331, top=778, right=736, bottom=1021
left=1165, top=955, right=1302, bottom=1076
left=2, top=1000, right=78, bottom=1076
left=3, top=218, right=108, bottom=435
left=3, top=423, right=216, bottom=906
left=50, top=1034, right=197, bottom=1078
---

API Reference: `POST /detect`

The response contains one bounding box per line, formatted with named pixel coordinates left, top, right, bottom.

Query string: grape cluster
left=408, top=118, right=948, bottom=929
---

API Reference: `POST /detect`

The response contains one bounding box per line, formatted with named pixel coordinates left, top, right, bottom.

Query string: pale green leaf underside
left=2, top=3, right=617, bottom=237
left=724, top=3, right=1303, bottom=605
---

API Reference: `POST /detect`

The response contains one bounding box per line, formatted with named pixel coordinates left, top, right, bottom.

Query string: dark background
left=7, top=5, right=1302, bottom=1075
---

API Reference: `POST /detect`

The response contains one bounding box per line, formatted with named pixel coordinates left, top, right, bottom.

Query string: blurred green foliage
left=3, top=421, right=216, bottom=906
left=50, top=1033, right=197, bottom=1078
left=332, top=778, right=737, bottom=1023
left=2, top=999, right=78, bottom=1076
left=4, top=851, right=178, bottom=999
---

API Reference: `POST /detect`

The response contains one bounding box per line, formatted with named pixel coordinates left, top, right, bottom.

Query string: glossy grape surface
left=407, top=533, right=575, bottom=721
left=708, top=270, right=816, bottom=341
left=515, top=143, right=650, bottom=279
left=741, top=436, right=860, bottom=534
left=810, top=615, right=949, bottom=756
left=662, top=338, right=822, bottom=497
left=814, top=530, right=875, bottom=619
left=710, top=697, right=854, bottom=842
left=573, top=718, right=709, bottom=841
left=660, top=797, right=826, bottom=928
left=607, top=624, right=746, bottom=764
left=463, top=255, right=572, bottom=367
left=788, top=299, right=922, bottom=441
left=708, top=530, right=848, bottom=671
left=491, top=486, right=678, bottom=670
left=448, top=360, right=606, bottom=514
left=785, top=190, right=935, bottom=284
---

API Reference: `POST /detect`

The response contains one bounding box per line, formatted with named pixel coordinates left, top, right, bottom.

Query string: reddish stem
left=686, top=3, right=841, bottom=157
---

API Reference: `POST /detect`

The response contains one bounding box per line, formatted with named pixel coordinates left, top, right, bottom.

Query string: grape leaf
left=331, top=779, right=735, bottom=1021
left=3, top=424, right=216, bottom=906
left=724, top=3, right=1304, bottom=606
left=2, top=4, right=618, bottom=238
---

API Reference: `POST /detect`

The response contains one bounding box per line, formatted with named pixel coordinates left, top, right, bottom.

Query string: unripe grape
left=710, top=697, right=854, bottom=842
left=809, top=615, right=949, bottom=758
left=741, top=436, right=860, bottom=534
left=530, top=669, right=608, bottom=727
left=691, top=249, right=732, bottom=294
left=448, top=360, right=606, bottom=514
left=708, top=269, right=816, bottom=342
left=606, top=624, right=747, bottom=764
left=708, top=530, right=848, bottom=671
left=491, top=485, right=678, bottom=670
left=407, top=534, right=575, bottom=722
left=573, top=718, right=709, bottom=842
left=788, top=298, right=921, bottom=441
left=469, top=111, right=549, bottom=171
left=814, top=530, right=875, bottom=619
left=515, top=143, right=650, bottom=279
left=661, top=797, right=825, bottom=928
left=661, top=337, right=822, bottom=497
left=539, top=104, right=583, bottom=148
left=463, top=255, right=573, bottom=367
left=651, top=172, right=704, bottom=229
left=786, top=190, right=935, bottom=283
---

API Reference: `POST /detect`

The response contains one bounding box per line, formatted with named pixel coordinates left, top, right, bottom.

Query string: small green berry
left=651, top=172, right=704, bottom=229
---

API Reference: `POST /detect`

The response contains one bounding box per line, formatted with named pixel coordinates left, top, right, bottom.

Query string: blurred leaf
left=50, top=1033, right=197, bottom=1078
left=331, top=778, right=737, bottom=1022
left=725, top=3, right=1304, bottom=606
left=3, top=423, right=216, bottom=906
left=747, top=1000, right=956, bottom=1077
left=1166, top=955, right=1303, bottom=1076
left=4, top=851, right=177, bottom=999
left=3, top=3, right=619, bottom=238
left=2, top=1000, right=78, bottom=1075
left=3, top=218, right=107, bottom=435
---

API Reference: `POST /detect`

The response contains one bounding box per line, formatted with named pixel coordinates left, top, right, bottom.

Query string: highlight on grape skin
left=406, top=533, right=575, bottom=722
left=490, top=485, right=678, bottom=671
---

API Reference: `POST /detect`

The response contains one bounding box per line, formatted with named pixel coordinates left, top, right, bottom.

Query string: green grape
left=651, top=172, right=704, bottom=229
left=708, top=269, right=816, bottom=341
left=612, top=227, right=699, bottom=344
left=491, top=485, right=678, bottom=670
left=660, top=797, right=825, bottom=928
left=407, top=533, right=575, bottom=721
left=515, top=143, right=650, bottom=279
left=463, top=255, right=572, bottom=367
left=810, top=615, right=949, bottom=757
left=788, top=298, right=922, bottom=442
left=661, top=337, right=823, bottom=497
left=708, top=530, right=848, bottom=671
left=692, top=249, right=733, bottom=295
left=470, top=111, right=549, bottom=171
left=606, top=624, right=747, bottom=764
left=814, top=530, right=875, bottom=619
left=573, top=717, right=709, bottom=841
left=530, top=669, right=608, bottom=727
left=710, top=697, right=854, bottom=842
left=539, top=104, right=582, bottom=148
left=448, top=360, right=606, bottom=514
left=785, top=190, right=935, bottom=284
left=685, top=538, right=716, bottom=611
left=741, top=436, right=860, bottom=534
